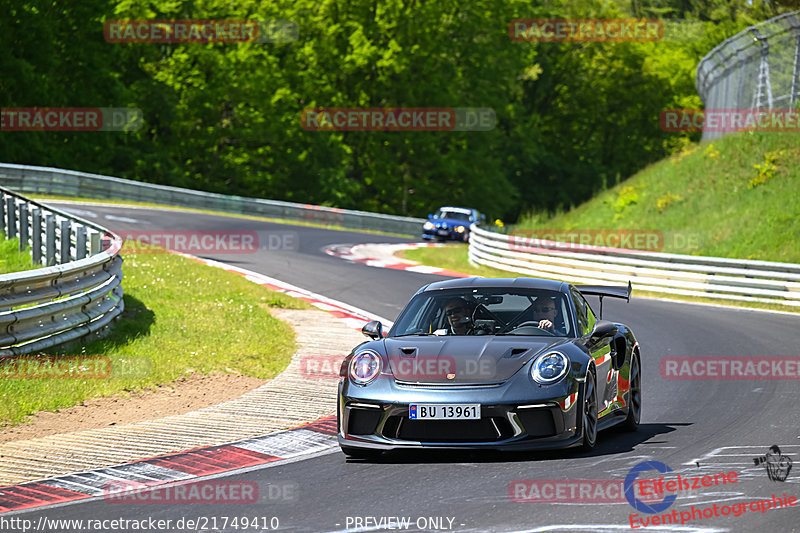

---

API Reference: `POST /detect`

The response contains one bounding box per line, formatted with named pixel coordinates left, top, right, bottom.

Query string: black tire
left=621, top=353, right=641, bottom=432
left=341, top=446, right=381, bottom=460
left=580, top=370, right=598, bottom=452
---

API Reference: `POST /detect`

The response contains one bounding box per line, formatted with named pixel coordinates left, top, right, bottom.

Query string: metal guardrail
left=0, top=163, right=426, bottom=236
left=696, top=11, right=800, bottom=141
left=468, top=224, right=800, bottom=307
left=0, top=186, right=124, bottom=356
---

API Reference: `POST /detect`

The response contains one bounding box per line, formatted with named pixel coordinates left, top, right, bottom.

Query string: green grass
left=0, top=237, right=39, bottom=275
left=516, top=132, right=800, bottom=262
left=0, top=250, right=310, bottom=425
left=405, top=244, right=512, bottom=278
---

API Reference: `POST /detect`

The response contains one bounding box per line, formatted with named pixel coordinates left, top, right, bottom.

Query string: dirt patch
left=0, top=372, right=268, bottom=444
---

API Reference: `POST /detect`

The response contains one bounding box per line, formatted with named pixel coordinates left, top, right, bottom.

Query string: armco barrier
left=468, top=224, right=800, bottom=307
left=0, top=163, right=425, bottom=236
left=0, top=185, right=124, bottom=356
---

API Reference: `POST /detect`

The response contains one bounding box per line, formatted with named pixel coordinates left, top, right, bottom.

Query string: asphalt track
left=9, top=203, right=800, bottom=533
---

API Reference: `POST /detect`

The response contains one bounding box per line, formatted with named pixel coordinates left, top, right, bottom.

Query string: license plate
left=409, top=404, right=480, bottom=420
left=437, top=229, right=449, bottom=235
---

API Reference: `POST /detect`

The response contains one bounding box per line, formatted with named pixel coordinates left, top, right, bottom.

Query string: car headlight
left=455, top=225, right=465, bottom=233
left=349, top=350, right=381, bottom=384
left=423, top=221, right=435, bottom=230
left=531, top=352, right=569, bottom=384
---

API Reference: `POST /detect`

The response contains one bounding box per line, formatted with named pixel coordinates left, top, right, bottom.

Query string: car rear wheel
left=341, top=446, right=381, bottom=460
left=580, top=370, right=598, bottom=451
left=621, top=353, right=641, bottom=432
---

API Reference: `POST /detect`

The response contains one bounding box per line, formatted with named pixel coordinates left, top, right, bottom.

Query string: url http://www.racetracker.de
left=0, top=515, right=281, bottom=532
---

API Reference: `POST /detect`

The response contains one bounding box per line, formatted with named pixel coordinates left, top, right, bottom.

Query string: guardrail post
left=60, top=219, right=71, bottom=264
left=90, top=231, right=101, bottom=255
left=0, top=193, right=5, bottom=236
left=31, top=208, right=42, bottom=264
left=45, top=214, right=56, bottom=266
left=18, top=203, right=29, bottom=252
left=5, top=197, right=16, bottom=239
left=76, top=226, right=87, bottom=259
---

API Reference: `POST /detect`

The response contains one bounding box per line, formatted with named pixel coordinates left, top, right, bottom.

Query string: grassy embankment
left=404, top=132, right=800, bottom=310
left=0, top=237, right=41, bottom=275
left=0, top=244, right=308, bottom=425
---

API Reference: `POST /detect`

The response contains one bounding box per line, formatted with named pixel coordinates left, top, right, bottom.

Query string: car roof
left=437, top=206, right=475, bottom=214
left=420, top=277, right=568, bottom=293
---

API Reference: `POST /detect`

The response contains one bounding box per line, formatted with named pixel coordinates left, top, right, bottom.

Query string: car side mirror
left=428, top=214, right=433, bottom=218
left=362, top=320, right=384, bottom=340
left=588, top=320, right=617, bottom=344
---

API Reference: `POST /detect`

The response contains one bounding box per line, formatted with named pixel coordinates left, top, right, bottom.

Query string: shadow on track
left=343, top=423, right=690, bottom=464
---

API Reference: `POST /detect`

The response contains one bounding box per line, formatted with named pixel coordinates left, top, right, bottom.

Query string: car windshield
left=434, top=209, right=471, bottom=221
left=389, top=288, right=572, bottom=337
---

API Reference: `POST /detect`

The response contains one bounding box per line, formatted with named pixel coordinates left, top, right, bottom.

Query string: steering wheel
left=511, top=321, right=557, bottom=336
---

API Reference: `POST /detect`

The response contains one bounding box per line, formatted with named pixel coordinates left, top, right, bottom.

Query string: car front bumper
left=422, top=228, right=468, bottom=241
left=338, top=376, right=585, bottom=451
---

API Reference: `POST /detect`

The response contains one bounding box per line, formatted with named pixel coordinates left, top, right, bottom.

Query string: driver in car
left=444, top=297, right=474, bottom=335
left=532, top=298, right=559, bottom=334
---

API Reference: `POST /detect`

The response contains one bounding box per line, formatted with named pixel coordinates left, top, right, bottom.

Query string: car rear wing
left=576, top=281, right=632, bottom=319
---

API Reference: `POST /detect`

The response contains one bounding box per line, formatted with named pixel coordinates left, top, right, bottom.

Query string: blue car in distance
left=422, top=207, right=484, bottom=242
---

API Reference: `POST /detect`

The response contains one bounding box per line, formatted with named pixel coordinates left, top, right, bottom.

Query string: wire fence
left=696, top=11, right=800, bottom=141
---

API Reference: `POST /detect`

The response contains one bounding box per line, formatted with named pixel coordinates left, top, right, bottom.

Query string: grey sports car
left=337, top=277, right=640, bottom=458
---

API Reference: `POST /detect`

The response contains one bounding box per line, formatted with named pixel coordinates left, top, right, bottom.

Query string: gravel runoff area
left=0, top=307, right=363, bottom=485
